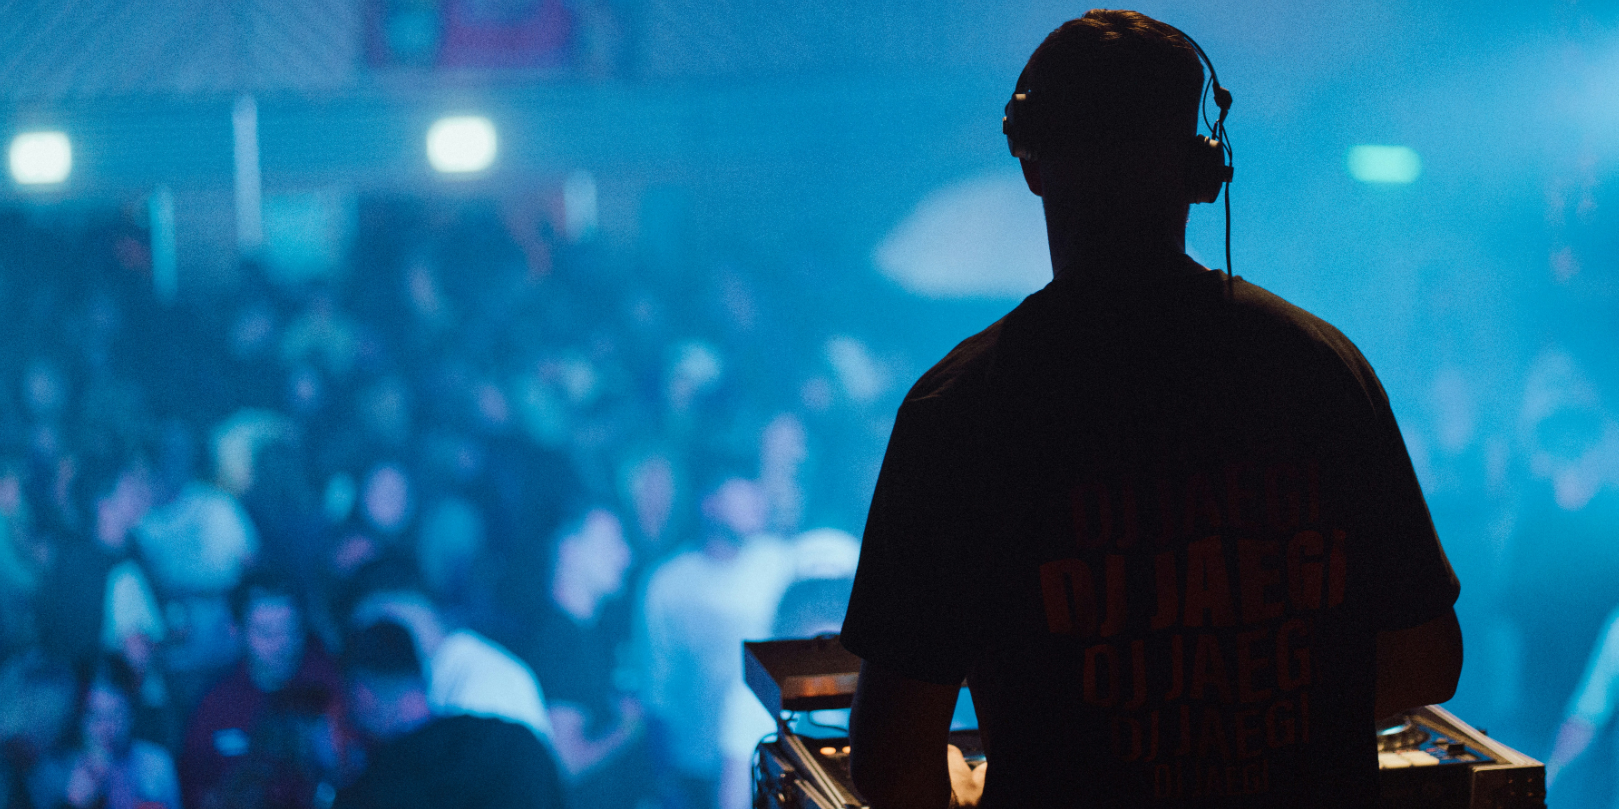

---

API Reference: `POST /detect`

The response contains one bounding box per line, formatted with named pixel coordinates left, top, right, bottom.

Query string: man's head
left=552, top=507, right=633, bottom=611
left=232, top=569, right=307, bottom=692
left=341, top=621, right=429, bottom=743
left=1012, top=10, right=1207, bottom=208
left=700, top=476, right=768, bottom=547
left=345, top=557, right=449, bottom=657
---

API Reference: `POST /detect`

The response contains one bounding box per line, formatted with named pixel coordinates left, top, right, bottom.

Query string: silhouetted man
left=841, top=10, right=1462, bottom=808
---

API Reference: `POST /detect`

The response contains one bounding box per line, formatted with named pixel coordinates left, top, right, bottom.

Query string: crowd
left=0, top=197, right=894, bottom=809
left=4, top=181, right=1617, bottom=806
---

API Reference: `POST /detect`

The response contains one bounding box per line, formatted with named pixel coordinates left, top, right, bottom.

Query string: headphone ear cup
left=1186, top=135, right=1231, bottom=204
left=1004, top=93, right=1034, bottom=160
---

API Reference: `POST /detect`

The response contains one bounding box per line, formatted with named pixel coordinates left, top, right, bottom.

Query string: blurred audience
left=0, top=652, right=78, bottom=809
left=639, top=476, right=794, bottom=809
left=1547, top=604, right=1619, bottom=794
left=520, top=506, right=647, bottom=809
left=0, top=190, right=958, bottom=809
left=348, top=563, right=554, bottom=743
left=181, top=571, right=342, bottom=809
left=28, top=655, right=180, bottom=809
left=333, top=622, right=564, bottom=809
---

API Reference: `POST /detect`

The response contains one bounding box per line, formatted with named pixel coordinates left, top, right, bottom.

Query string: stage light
left=426, top=116, right=497, bottom=174
left=9, top=131, right=72, bottom=185
left=1347, top=145, right=1421, bottom=184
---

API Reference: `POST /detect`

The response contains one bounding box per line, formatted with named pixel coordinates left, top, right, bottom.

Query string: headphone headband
left=1002, top=23, right=1234, bottom=202
left=1002, top=18, right=1238, bottom=289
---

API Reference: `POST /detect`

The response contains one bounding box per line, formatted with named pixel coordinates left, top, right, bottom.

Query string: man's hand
left=946, top=745, right=987, bottom=806
left=848, top=661, right=962, bottom=809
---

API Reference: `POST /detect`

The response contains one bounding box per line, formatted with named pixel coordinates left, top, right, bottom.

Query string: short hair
left=338, top=554, right=427, bottom=623
left=230, top=566, right=303, bottom=625
left=342, top=620, right=422, bottom=681
left=1017, top=10, right=1205, bottom=155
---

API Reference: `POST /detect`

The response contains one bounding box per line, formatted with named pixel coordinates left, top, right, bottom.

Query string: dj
left=840, top=10, right=1463, bottom=808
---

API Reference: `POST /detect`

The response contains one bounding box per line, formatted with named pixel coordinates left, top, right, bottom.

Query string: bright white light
left=1347, top=145, right=1421, bottom=184
left=9, top=131, right=72, bottom=185
left=426, top=116, right=497, bottom=174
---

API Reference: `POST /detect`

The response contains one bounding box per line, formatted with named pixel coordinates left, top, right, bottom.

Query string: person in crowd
left=1547, top=604, right=1619, bottom=801
left=760, top=527, right=854, bottom=640
left=518, top=506, right=646, bottom=809
left=639, top=475, right=794, bottom=809
left=414, top=495, right=488, bottom=616
left=1512, top=347, right=1619, bottom=802
left=0, top=652, right=78, bottom=809
left=27, top=655, right=180, bottom=809
left=238, top=433, right=343, bottom=655
left=355, top=463, right=414, bottom=548
left=0, top=457, right=43, bottom=660
left=181, top=569, right=342, bottom=809
left=616, top=450, right=682, bottom=560
left=347, top=560, right=554, bottom=742
left=758, top=414, right=808, bottom=538
left=773, top=577, right=856, bottom=640
left=333, top=621, right=565, bottom=809
left=135, top=425, right=261, bottom=684
left=137, top=429, right=262, bottom=599
left=28, top=454, right=178, bottom=750
left=33, top=455, right=165, bottom=671
left=221, top=415, right=325, bottom=595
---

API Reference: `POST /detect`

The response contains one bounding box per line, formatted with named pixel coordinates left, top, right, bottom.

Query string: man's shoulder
left=436, top=630, right=534, bottom=681
left=192, top=664, right=257, bottom=715
left=904, top=314, right=1014, bottom=408
left=1234, top=279, right=1358, bottom=350
left=1231, top=278, right=1385, bottom=400
left=359, top=716, right=533, bottom=778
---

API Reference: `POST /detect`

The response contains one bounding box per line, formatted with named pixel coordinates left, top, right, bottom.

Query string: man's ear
left=1020, top=157, right=1043, bottom=197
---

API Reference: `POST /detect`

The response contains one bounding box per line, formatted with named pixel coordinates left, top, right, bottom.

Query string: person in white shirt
left=639, top=476, right=794, bottom=809
left=351, top=583, right=554, bottom=743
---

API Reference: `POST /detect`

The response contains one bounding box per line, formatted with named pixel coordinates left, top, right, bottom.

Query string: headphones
left=1002, top=22, right=1236, bottom=288
left=1001, top=25, right=1234, bottom=205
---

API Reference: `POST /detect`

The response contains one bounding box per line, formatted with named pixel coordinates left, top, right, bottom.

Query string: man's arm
left=848, top=661, right=960, bottom=809
left=1546, top=606, right=1619, bottom=785
left=1374, top=606, right=1462, bottom=720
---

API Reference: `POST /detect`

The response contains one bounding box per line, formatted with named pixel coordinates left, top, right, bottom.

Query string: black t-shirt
left=335, top=715, right=566, bottom=809
left=842, top=265, right=1459, bottom=809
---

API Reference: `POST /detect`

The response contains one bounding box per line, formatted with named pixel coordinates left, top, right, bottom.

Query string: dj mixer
left=745, top=637, right=1545, bottom=809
